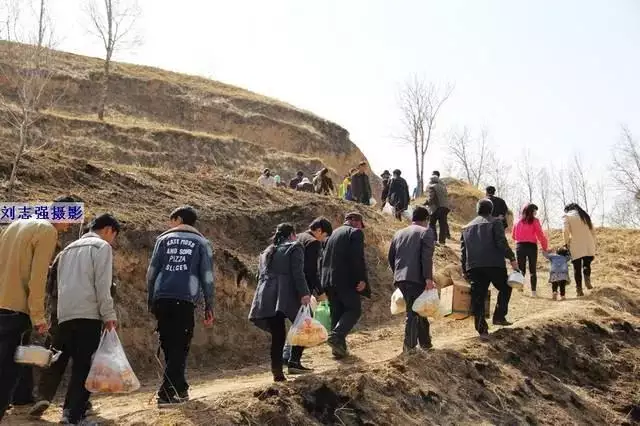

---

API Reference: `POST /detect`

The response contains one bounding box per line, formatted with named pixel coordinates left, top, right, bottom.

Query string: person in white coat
left=563, top=203, right=596, bottom=297
left=257, top=169, right=277, bottom=188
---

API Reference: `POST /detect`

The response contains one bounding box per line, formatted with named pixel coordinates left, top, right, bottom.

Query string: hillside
left=1, top=44, right=639, bottom=425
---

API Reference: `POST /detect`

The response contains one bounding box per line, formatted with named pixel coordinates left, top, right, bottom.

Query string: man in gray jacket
left=44, top=214, right=120, bottom=425
left=425, top=171, right=450, bottom=244
left=388, top=206, right=436, bottom=352
left=461, top=200, right=518, bottom=339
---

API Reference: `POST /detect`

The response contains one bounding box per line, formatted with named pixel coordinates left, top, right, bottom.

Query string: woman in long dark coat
left=249, top=223, right=311, bottom=382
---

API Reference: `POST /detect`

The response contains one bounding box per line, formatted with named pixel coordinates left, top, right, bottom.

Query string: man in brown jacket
left=0, top=196, right=74, bottom=421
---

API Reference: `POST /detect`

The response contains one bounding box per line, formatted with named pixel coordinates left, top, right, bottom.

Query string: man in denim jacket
left=147, top=206, right=215, bottom=407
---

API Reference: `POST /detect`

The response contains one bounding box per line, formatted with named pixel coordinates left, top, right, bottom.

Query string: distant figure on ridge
left=296, top=177, right=315, bottom=193
left=289, top=171, right=304, bottom=190
left=313, top=168, right=334, bottom=196
left=485, top=186, right=509, bottom=229
left=257, top=169, right=277, bottom=188
left=387, top=169, right=411, bottom=221
left=351, top=162, right=372, bottom=205
left=380, top=170, right=391, bottom=208
left=425, top=171, right=450, bottom=244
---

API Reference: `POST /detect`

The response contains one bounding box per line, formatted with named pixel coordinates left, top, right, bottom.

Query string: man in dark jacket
left=388, top=206, right=435, bottom=352
left=461, top=199, right=519, bottom=339
left=289, top=171, right=304, bottom=190
left=387, top=169, right=411, bottom=221
left=282, top=217, right=333, bottom=374
left=380, top=170, right=391, bottom=208
left=486, top=186, right=509, bottom=229
left=425, top=173, right=450, bottom=243
left=320, top=212, right=369, bottom=358
left=147, top=206, right=215, bottom=407
left=350, top=162, right=372, bottom=205
left=313, top=168, right=334, bottom=196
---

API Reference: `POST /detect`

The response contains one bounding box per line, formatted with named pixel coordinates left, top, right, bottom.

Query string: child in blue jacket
left=543, top=247, right=571, bottom=300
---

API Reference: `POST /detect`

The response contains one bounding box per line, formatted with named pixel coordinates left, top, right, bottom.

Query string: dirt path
left=5, top=271, right=595, bottom=425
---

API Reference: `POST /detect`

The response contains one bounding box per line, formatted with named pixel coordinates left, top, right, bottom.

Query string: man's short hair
left=90, top=214, right=121, bottom=234
left=309, top=217, right=333, bottom=236
left=477, top=199, right=494, bottom=216
left=54, top=195, right=76, bottom=203
left=432, top=170, right=440, bottom=177
left=296, top=171, right=304, bottom=177
left=170, top=206, right=198, bottom=226
left=393, top=169, right=402, bottom=176
left=412, top=206, right=430, bottom=222
left=486, top=186, right=496, bottom=195
left=358, top=161, right=367, bottom=167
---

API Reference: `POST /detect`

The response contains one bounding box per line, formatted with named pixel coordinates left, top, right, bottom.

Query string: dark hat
left=263, top=168, right=270, bottom=174
left=296, top=170, right=304, bottom=177
left=345, top=212, right=365, bottom=228
left=381, top=170, right=391, bottom=177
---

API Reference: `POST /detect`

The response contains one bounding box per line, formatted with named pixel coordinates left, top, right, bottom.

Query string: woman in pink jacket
left=512, top=203, right=548, bottom=297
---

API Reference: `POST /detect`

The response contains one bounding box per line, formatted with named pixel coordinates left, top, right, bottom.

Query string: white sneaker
left=531, top=291, right=537, bottom=298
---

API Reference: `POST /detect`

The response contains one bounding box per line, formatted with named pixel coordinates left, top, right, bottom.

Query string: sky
left=37, top=0, right=640, bottom=198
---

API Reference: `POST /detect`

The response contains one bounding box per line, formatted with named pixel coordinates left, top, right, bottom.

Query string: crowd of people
left=0, top=167, right=600, bottom=423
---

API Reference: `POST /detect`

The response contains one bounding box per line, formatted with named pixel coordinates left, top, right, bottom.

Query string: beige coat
left=563, top=210, right=596, bottom=259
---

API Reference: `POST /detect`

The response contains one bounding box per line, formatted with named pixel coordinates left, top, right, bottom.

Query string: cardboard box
left=439, top=281, right=490, bottom=319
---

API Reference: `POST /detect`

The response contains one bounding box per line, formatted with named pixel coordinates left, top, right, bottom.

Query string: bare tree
left=610, top=197, right=640, bottom=228
left=0, top=0, right=58, bottom=200
left=448, top=126, right=490, bottom=188
left=537, top=167, right=552, bottom=231
left=397, top=76, right=453, bottom=196
left=0, top=0, right=20, bottom=41
left=612, top=125, right=640, bottom=200
left=568, top=154, right=599, bottom=215
left=518, top=149, right=536, bottom=203
left=85, top=0, right=141, bottom=120
left=552, top=164, right=570, bottom=207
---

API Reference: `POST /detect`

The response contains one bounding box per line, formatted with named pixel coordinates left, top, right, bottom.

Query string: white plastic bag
left=85, top=329, right=140, bottom=394
left=402, top=205, right=414, bottom=221
left=287, top=305, right=328, bottom=347
left=412, top=289, right=441, bottom=318
left=382, top=203, right=395, bottom=216
left=508, top=271, right=525, bottom=289
left=390, top=288, right=406, bottom=315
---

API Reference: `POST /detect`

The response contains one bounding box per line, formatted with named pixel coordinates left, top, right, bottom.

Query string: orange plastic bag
left=287, top=305, right=328, bottom=347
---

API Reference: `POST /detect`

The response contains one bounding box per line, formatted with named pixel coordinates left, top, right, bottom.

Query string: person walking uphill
left=313, top=168, right=334, bottom=196
left=249, top=224, right=311, bottom=382
left=387, top=169, right=411, bottom=221
left=0, top=196, right=74, bottom=422
left=282, top=218, right=333, bottom=375
left=321, top=212, right=369, bottom=359
left=147, top=206, right=215, bottom=407
left=486, top=186, right=509, bottom=229
left=351, top=162, right=372, bottom=205
left=461, top=199, right=519, bottom=339
left=563, top=203, right=596, bottom=297
left=388, top=206, right=436, bottom=352
left=46, top=214, right=120, bottom=425
left=289, top=171, right=304, bottom=190
left=425, top=173, right=450, bottom=244
left=257, top=169, right=276, bottom=188
left=512, top=203, right=549, bottom=297
left=380, top=170, right=391, bottom=208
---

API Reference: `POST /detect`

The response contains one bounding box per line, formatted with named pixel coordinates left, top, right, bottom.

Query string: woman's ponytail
left=264, top=223, right=296, bottom=267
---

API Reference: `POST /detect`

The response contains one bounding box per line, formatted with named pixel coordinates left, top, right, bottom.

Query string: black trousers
left=397, top=281, right=431, bottom=351
left=467, top=268, right=512, bottom=335
left=429, top=207, right=450, bottom=244
left=34, top=323, right=61, bottom=402
left=267, top=313, right=287, bottom=373
left=552, top=281, right=567, bottom=296
left=155, top=299, right=195, bottom=400
left=326, top=287, right=362, bottom=343
left=0, top=309, right=31, bottom=421
left=516, top=242, right=538, bottom=291
left=572, top=256, right=594, bottom=290
left=46, top=319, right=102, bottom=424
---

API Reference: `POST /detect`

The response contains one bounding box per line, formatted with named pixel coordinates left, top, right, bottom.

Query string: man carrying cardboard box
left=460, top=199, right=519, bottom=339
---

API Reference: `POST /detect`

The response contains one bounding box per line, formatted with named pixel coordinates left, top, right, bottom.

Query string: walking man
left=425, top=172, right=450, bottom=244
left=350, top=162, right=372, bottom=205
left=485, top=186, right=509, bottom=229
left=387, top=169, right=411, bottom=221
left=461, top=199, right=519, bottom=339
left=289, top=171, right=304, bottom=190
left=321, top=212, right=369, bottom=358
left=282, top=217, right=333, bottom=374
left=44, top=214, right=120, bottom=425
left=388, top=206, right=436, bottom=352
left=0, top=196, right=74, bottom=421
left=147, top=206, right=215, bottom=407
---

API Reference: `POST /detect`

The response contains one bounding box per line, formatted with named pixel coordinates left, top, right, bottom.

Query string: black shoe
left=479, top=333, right=491, bottom=342
left=577, top=288, right=585, bottom=297
left=29, top=400, right=51, bottom=417
left=492, top=319, right=513, bottom=326
left=421, top=342, right=434, bottom=351
left=157, top=396, right=187, bottom=408
left=288, top=363, right=314, bottom=375
left=328, top=336, right=348, bottom=359
left=272, top=369, right=287, bottom=382
left=585, top=277, right=593, bottom=290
